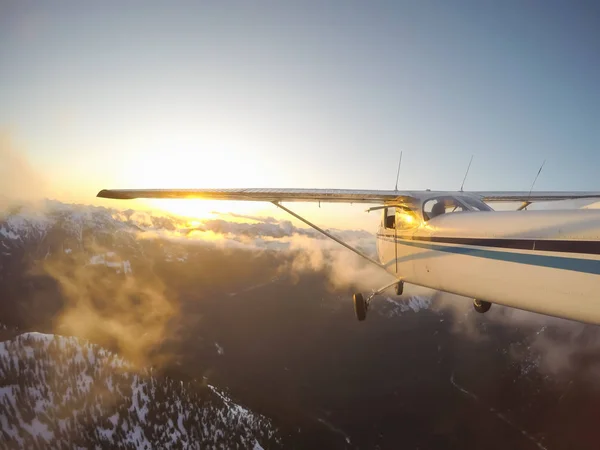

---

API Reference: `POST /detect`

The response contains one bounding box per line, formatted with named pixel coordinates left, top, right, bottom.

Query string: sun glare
left=142, top=198, right=281, bottom=225
left=146, top=199, right=220, bottom=220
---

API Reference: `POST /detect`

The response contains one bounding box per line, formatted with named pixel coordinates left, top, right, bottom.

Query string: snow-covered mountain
left=0, top=332, right=277, bottom=449
left=0, top=202, right=143, bottom=280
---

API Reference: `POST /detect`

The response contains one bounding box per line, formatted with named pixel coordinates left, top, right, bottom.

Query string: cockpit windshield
left=460, top=196, right=494, bottom=212
left=423, top=196, right=492, bottom=221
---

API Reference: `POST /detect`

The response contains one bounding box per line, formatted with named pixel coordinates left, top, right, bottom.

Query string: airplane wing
left=97, top=188, right=600, bottom=204
left=473, top=191, right=600, bottom=202
left=97, top=187, right=399, bottom=269
left=96, top=188, right=411, bottom=203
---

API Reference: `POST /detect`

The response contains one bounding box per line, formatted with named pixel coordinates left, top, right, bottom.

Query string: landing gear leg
left=353, top=293, right=367, bottom=321
left=473, top=299, right=492, bottom=313
left=395, top=281, right=404, bottom=295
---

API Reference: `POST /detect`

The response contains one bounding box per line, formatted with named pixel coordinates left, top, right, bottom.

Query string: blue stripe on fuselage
left=378, top=236, right=600, bottom=275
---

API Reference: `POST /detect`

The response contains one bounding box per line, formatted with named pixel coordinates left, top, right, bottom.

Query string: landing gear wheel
left=353, top=293, right=367, bottom=321
left=473, top=299, right=492, bottom=314
left=395, top=281, right=404, bottom=296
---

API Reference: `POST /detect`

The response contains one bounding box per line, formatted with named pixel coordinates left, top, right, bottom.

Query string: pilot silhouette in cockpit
left=430, top=201, right=446, bottom=219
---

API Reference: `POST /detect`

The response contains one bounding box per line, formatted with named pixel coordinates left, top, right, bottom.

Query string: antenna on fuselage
left=520, top=159, right=546, bottom=211
left=459, top=155, right=474, bottom=192
left=394, top=151, right=403, bottom=191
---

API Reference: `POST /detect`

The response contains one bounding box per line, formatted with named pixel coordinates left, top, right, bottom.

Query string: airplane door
left=393, top=206, right=419, bottom=279
left=379, top=207, right=396, bottom=271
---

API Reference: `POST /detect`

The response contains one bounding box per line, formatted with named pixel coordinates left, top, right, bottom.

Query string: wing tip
left=97, top=189, right=133, bottom=200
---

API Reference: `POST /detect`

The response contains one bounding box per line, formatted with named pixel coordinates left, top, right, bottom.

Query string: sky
left=1, top=1, right=599, bottom=229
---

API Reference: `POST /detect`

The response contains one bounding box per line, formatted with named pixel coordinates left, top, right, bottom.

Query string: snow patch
left=380, top=295, right=431, bottom=317
left=88, top=253, right=132, bottom=274
left=0, top=227, right=19, bottom=240
left=89, top=254, right=105, bottom=265
left=207, top=384, right=252, bottom=421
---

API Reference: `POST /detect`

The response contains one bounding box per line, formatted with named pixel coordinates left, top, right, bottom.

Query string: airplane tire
left=353, top=293, right=367, bottom=321
left=473, top=299, right=492, bottom=314
left=395, top=281, right=404, bottom=296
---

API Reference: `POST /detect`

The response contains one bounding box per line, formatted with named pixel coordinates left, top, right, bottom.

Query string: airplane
left=97, top=188, right=600, bottom=325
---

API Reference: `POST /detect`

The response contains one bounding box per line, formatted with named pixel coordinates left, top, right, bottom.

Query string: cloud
left=0, top=132, right=49, bottom=209
left=43, top=243, right=178, bottom=367
left=433, top=290, right=600, bottom=381
left=519, top=318, right=600, bottom=381
left=257, top=231, right=392, bottom=292
left=199, top=218, right=300, bottom=239
left=211, top=211, right=280, bottom=224
left=132, top=215, right=389, bottom=292
left=105, top=204, right=393, bottom=298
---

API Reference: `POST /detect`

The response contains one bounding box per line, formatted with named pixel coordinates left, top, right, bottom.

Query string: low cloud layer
left=115, top=207, right=390, bottom=294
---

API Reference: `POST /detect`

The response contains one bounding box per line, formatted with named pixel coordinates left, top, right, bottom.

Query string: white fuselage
left=376, top=209, right=600, bottom=324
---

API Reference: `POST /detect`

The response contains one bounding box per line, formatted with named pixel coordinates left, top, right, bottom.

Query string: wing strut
left=394, top=216, right=398, bottom=273
left=272, top=201, right=386, bottom=270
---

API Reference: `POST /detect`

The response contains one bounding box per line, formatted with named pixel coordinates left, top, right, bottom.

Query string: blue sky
left=1, top=1, right=598, bottom=228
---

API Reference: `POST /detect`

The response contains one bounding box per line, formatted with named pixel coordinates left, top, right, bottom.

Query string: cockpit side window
left=423, top=197, right=465, bottom=221
left=395, top=206, right=418, bottom=230
left=383, top=206, right=418, bottom=230
left=384, top=207, right=396, bottom=229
